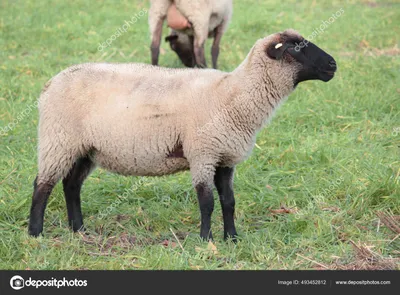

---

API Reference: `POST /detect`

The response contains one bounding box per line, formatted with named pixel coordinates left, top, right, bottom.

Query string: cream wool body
left=29, top=30, right=337, bottom=240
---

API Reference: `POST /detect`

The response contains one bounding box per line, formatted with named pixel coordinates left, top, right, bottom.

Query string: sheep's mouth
left=319, top=60, right=337, bottom=78
left=318, top=69, right=336, bottom=82
left=320, top=70, right=335, bottom=76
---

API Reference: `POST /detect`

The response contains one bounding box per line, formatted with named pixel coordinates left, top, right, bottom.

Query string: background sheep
left=28, top=29, right=337, bottom=240
left=164, top=30, right=195, bottom=67
left=149, top=0, right=233, bottom=68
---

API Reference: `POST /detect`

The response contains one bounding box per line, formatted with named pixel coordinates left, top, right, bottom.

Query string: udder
left=167, top=3, right=191, bottom=30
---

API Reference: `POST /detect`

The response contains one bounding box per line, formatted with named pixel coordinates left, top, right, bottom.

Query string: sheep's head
left=165, top=32, right=196, bottom=68
left=264, top=29, right=337, bottom=85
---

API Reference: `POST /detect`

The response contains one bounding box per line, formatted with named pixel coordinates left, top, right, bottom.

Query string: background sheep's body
left=29, top=30, right=336, bottom=240
left=149, top=0, right=232, bottom=68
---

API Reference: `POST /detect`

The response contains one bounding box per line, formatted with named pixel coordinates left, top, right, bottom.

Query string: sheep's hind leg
left=214, top=166, right=238, bottom=242
left=194, top=42, right=206, bottom=68
left=62, top=156, right=94, bottom=232
left=193, top=26, right=208, bottom=68
left=150, top=17, right=165, bottom=66
left=29, top=142, right=79, bottom=237
left=28, top=177, right=55, bottom=237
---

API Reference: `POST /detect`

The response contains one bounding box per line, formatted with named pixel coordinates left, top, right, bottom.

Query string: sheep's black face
left=290, top=40, right=337, bottom=84
left=165, top=34, right=196, bottom=68
left=267, top=33, right=337, bottom=85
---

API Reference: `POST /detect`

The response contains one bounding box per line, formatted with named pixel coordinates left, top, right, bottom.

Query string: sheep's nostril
left=329, top=60, right=337, bottom=69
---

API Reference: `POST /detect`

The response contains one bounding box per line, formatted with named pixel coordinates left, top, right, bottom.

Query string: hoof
left=28, top=226, right=43, bottom=237
left=224, top=233, right=239, bottom=243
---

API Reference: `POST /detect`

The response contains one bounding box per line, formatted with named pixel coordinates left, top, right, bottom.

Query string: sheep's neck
left=225, top=72, right=293, bottom=136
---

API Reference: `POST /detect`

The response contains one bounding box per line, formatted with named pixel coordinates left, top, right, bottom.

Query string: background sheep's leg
left=195, top=182, right=214, bottom=240
left=193, top=27, right=208, bottom=68
left=211, top=23, right=225, bottom=69
left=28, top=179, right=55, bottom=237
left=193, top=42, right=206, bottom=68
left=214, top=166, right=238, bottom=241
left=150, top=17, right=165, bottom=66
left=62, top=156, right=94, bottom=232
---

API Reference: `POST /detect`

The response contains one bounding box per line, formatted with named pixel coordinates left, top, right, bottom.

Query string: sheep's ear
left=266, top=42, right=290, bottom=60
left=165, top=35, right=178, bottom=43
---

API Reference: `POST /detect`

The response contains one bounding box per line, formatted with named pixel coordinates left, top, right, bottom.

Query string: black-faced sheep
left=28, top=29, right=337, bottom=241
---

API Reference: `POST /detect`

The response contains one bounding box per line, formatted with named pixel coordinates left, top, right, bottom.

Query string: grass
left=0, top=0, right=399, bottom=270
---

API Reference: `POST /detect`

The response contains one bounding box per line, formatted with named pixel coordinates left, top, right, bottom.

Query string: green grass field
left=0, top=0, right=399, bottom=270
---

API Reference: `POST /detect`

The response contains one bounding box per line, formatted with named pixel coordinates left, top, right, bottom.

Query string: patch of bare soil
left=78, top=232, right=159, bottom=256
left=376, top=211, right=400, bottom=234
left=309, top=240, right=399, bottom=270
left=269, top=204, right=298, bottom=215
left=333, top=241, right=399, bottom=270
left=79, top=232, right=137, bottom=253
left=78, top=229, right=190, bottom=256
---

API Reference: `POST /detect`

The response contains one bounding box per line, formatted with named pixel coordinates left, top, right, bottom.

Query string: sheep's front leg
left=191, top=161, right=216, bottom=240
left=195, top=182, right=214, bottom=240
left=150, top=17, right=165, bottom=66
left=214, top=166, right=238, bottom=241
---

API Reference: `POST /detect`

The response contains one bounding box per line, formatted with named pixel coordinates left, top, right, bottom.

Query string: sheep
left=164, top=30, right=195, bottom=68
left=149, top=0, right=233, bottom=68
left=28, top=29, right=337, bottom=241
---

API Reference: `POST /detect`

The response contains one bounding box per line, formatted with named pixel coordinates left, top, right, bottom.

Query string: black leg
left=150, top=17, right=164, bottom=66
left=28, top=180, right=54, bottom=237
left=62, top=156, right=94, bottom=232
left=195, top=183, right=214, bottom=240
left=33, top=176, right=37, bottom=190
left=211, top=23, right=224, bottom=69
left=214, top=166, right=238, bottom=241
